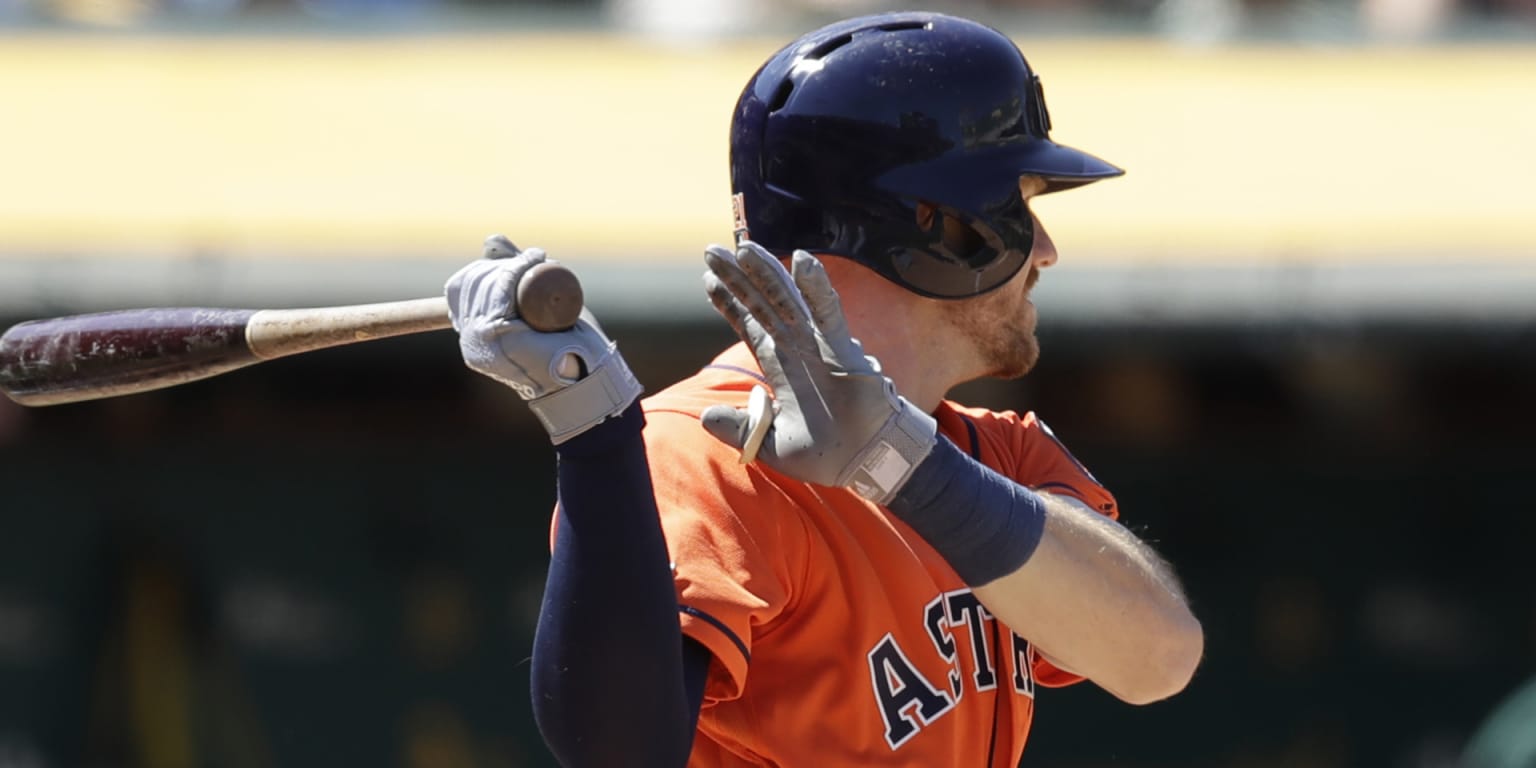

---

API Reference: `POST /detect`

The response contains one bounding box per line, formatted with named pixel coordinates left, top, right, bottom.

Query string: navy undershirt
left=531, top=401, right=709, bottom=767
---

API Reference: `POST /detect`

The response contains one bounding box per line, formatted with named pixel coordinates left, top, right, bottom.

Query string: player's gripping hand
left=700, top=242, right=937, bottom=505
left=446, top=235, right=641, bottom=444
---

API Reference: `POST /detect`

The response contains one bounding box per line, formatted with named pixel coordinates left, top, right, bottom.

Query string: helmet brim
left=1025, top=140, right=1126, bottom=193
left=875, top=139, right=1124, bottom=214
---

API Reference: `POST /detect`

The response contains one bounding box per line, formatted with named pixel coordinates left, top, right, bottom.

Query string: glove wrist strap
left=840, top=401, right=938, bottom=505
left=530, top=351, right=644, bottom=445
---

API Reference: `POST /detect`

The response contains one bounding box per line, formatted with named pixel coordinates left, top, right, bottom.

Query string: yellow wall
left=2, top=34, right=1532, bottom=264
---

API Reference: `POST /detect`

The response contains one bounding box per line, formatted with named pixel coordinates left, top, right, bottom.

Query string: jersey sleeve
left=639, top=408, right=810, bottom=704
left=1002, top=411, right=1119, bottom=521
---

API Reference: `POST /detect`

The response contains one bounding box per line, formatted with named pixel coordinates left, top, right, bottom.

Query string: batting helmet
left=729, top=12, right=1124, bottom=299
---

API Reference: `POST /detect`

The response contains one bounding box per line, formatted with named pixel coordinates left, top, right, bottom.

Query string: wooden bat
left=0, top=262, right=583, bottom=407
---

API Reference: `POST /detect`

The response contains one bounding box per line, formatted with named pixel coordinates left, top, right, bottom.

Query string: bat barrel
left=0, top=308, right=259, bottom=406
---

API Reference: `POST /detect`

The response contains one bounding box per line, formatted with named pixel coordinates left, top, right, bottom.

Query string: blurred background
left=0, top=0, right=1533, bottom=764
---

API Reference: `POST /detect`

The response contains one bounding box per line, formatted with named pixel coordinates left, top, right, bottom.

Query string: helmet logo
left=732, top=193, right=750, bottom=243
left=1031, top=74, right=1053, bottom=135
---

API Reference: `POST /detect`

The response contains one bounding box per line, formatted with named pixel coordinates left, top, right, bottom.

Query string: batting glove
left=699, top=242, right=937, bottom=505
left=446, top=235, right=642, bottom=444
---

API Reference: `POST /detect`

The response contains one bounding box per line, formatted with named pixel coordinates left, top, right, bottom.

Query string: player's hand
left=699, top=242, right=937, bottom=504
left=446, top=235, right=641, bottom=444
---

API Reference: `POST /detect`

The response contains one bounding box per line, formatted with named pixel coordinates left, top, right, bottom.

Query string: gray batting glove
left=446, top=235, right=642, bottom=444
left=699, top=242, right=937, bottom=505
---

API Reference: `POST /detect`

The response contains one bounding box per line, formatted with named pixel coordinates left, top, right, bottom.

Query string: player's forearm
left=973, top=495, right=1203, bottom=705
left=887, top=438, right=1201, bottom=704
left=531, top=402, right=696, bottom=767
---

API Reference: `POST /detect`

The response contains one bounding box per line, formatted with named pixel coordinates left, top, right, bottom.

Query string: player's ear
left=915, top=201, right=937, bottom=231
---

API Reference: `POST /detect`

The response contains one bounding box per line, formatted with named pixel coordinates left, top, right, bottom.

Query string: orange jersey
left=639, top=343, right=1118, bottom=767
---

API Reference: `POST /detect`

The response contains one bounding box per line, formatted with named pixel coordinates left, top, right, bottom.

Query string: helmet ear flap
left=915, top=201, right=1020, bottom=271
left=937, top=209, right=990, bottom=265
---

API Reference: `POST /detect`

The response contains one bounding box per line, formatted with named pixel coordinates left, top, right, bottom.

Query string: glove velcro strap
left=840, top=402, right=938, bottom=505
left=529, top=353, right=643, bottom=445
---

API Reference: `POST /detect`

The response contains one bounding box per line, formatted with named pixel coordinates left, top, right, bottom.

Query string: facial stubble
left=952, top=265, right=1042, bottom=381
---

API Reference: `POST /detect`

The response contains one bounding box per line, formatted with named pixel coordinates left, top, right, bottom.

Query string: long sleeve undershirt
left=530, top=401, right=710, bottom=767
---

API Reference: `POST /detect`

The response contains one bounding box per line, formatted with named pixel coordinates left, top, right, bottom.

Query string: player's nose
left=1031, top=214, right=1059, bottom=269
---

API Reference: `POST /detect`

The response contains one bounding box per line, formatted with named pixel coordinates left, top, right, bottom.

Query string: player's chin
left=984, top=337, right=1040, bottom=380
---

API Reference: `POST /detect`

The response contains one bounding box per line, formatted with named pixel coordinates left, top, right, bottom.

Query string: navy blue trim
left=958, top=414, right=982, bottom=460
left=679, top=604, right=751, bottom=664
left=948, top=412, right=1036, bottom=764
left=702, top=364, right=769, bottom=386
left=1034, top=481, right=1085, bottom=498
left=1035, top=418, right=1101, bottom=484
left=960, top=409, right=1003, bottom=768
left=984, top=617, right=1003, bottom=768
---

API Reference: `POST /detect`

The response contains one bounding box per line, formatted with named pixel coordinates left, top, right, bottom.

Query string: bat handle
left=244, top=260, right=584, bottom=360
left=244, top=297, right=450, bottom=359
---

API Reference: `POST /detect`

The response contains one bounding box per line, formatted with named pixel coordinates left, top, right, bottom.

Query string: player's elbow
left=531, top=668, right=695, bottom=767
left=533, top=698, right=695, bottom=768
left=1110, top=612, right=1204, bottom=705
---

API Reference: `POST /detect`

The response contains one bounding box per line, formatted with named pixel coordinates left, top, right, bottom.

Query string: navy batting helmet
left=729, top=12, right=1123, bottom=299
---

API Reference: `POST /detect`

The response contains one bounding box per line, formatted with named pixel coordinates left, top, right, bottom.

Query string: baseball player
left=446, top=11, right=1203, bottom=767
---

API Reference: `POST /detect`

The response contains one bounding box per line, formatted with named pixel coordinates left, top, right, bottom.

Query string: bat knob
left=517, top=262, right=585, bottom=333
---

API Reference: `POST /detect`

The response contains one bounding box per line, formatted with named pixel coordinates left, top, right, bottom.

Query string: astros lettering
left=869, top=588, right=1035, bottom=749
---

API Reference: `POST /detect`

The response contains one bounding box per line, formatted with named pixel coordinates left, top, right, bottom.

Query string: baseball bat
left=0, top=262, right=583, bottom=407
